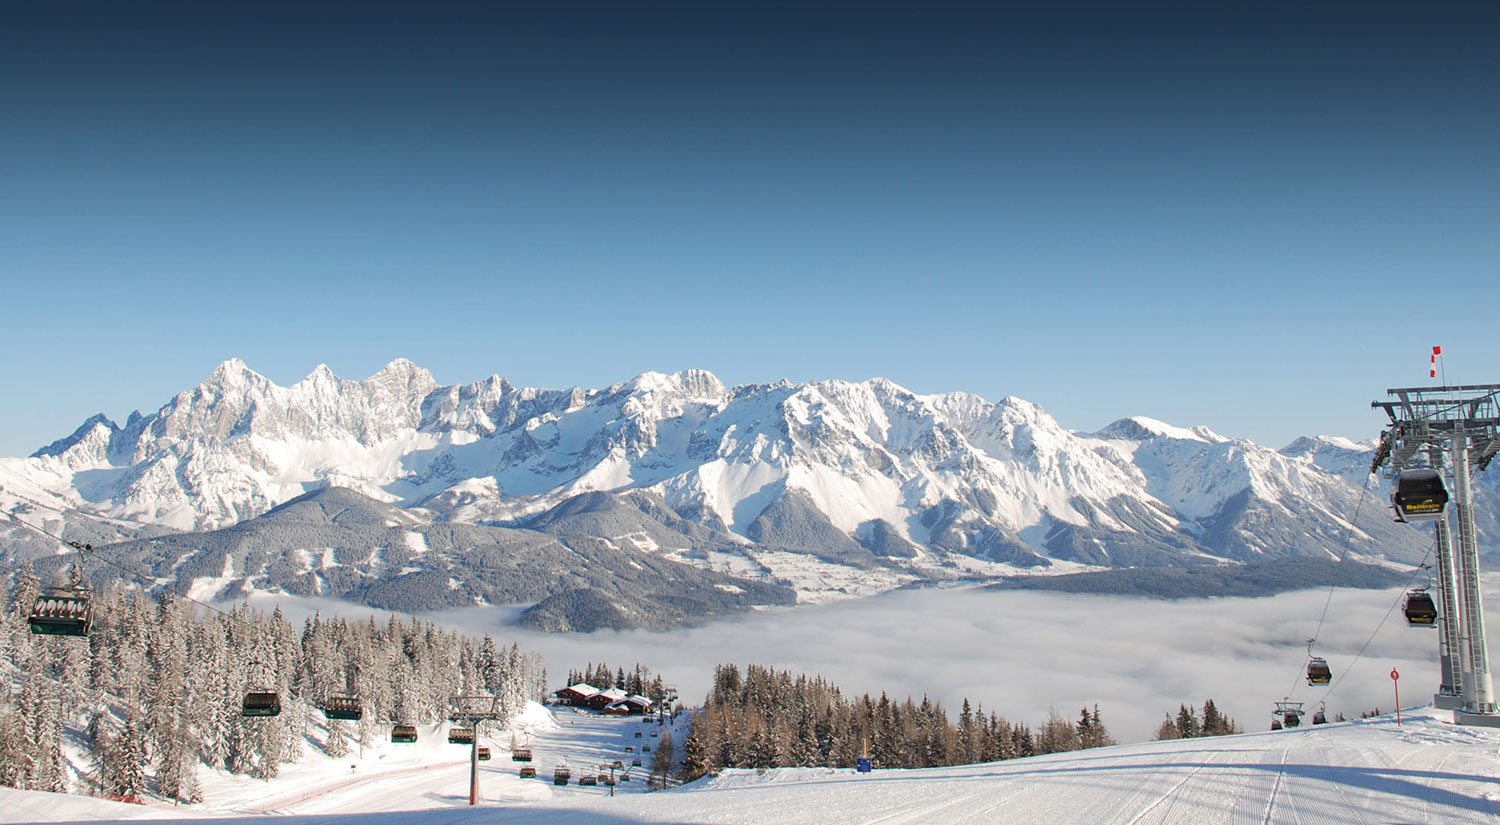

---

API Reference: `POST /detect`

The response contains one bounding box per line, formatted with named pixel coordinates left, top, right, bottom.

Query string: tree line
left=679, top=664, right=1115, bottom=781
left=1153, top=699, right=1240, bottom=739
left=0, top=567, right=545, bottom=801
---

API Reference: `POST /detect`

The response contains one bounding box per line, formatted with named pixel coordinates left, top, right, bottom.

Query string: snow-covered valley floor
left=6, top=704, right=1500, bottom=824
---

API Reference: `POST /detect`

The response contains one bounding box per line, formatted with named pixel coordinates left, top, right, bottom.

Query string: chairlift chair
left=242, top=690, right=282, bottom=718
left=391, top=725, right=418, bottom=743
left=448, top=727, right=474, bottom=745
left=632, top=758, right=642, bottom=767
left=1404, top=590, right=1438, bottom=626
left=1274, top=699, right=1304, bottom=729
left=1391, top=469, right=1448, bottom=523
left=1306, top=657, right=1332, bottom=685
left=512, top=747, right=533, bottom=762
left=324, top=695, right=363, bottom=721
left=519, top=765, right=537, bottom=778
left=579, top=774, right=597, bottom=786
left=28, top=590, right=94, bottom=637
left=478, top=747, right=491, bottom=761
left=553, top=763, right=571, bottom=785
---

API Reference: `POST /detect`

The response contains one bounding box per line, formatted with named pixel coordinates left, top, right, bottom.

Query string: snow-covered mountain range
left=2, top=359, right=1489, bottom=609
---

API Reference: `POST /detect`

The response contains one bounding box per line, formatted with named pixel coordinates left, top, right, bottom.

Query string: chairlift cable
left=1322, top=540, right=1435, bottom=704
left=1282, top=472, right=1374, bottom=700
left=3, top=506, right=309, bottom=716
left=2, top=507, right=243, bottom=624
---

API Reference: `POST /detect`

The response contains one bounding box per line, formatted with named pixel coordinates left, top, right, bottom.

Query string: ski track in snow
left=5, top=707, right=1500, bottom=824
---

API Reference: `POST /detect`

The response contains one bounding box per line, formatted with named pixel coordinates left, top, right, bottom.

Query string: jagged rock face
left=3, top=359, right=1483, bottom=578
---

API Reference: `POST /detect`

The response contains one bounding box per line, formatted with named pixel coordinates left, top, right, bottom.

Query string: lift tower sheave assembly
left=450, top=695, right=504, bottom=805
left=1372, top=383, right=1500, bottom=727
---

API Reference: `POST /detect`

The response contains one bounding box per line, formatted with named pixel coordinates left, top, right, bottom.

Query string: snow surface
left=6, top=706, right=1500, bottom=824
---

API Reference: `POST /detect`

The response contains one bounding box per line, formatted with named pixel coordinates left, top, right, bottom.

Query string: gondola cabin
left=391, top=725, right=418, bottom=743
left=1306, top=657, right=1332, bottom=685
left=28, top=591, right=93, bottom=637
left=632, top=758, right=642, bottom=766
left=324, top=696, right=363, bottom=721
left=1391, top=469, right=1448, bottom=523
left=1404, top=590, right=1438, bottom=626
left=478, top=747, right=491, bottom=761
left=1312, top=709, right=1327, bottom=725
left=519, top=765, right=537, bottom=778
left=512, top=747, right=533, bottom=762
left=1271, top=719, right=1283, bottom=731
left=448, top=727, right=474, bottom=745
left=1283, top=711, right=1301, bottom=728
left=242, top=691, right=282, bottom=717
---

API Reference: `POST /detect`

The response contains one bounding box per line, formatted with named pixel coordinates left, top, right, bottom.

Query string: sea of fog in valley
left=239, top=578, right=1483, bottom=743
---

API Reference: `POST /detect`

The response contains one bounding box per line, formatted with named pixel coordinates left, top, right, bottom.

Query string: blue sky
left=2, top=2, right=1497, bottom=457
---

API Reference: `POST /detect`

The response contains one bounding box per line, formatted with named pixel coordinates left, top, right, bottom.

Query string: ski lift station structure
left=1372, top=383, right=1500, bottom=727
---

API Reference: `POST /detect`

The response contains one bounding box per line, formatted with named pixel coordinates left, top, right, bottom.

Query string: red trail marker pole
left=1391, top=668, right=1402, bottom=726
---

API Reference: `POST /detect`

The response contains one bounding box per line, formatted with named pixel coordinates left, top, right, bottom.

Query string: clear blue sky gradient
left=2, top=2, right=1497, bottom=457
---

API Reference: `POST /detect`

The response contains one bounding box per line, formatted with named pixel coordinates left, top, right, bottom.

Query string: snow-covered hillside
left=3, top=706, right=1496, bottom=824
left=1, top=360, right=1484, bottom=601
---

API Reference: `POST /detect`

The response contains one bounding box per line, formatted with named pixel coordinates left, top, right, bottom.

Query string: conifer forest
left=0, top=570, right=546, bottom=800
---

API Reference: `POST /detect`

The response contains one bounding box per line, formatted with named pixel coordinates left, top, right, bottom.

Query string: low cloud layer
left=418, top=579, right=1470, bottom=743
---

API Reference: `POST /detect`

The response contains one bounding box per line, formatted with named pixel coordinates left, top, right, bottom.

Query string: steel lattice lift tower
left=1372, top=384, right=1500, bottom=727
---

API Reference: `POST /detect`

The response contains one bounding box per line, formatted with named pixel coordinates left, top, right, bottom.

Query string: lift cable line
left=0, top=507, right=339, bottom=721
left=1372, top=382, right=1500, bottom=727
left=0, top=507, right=243, bottom=625
left=1322, top=549, right=1435, bottom=705
left=1282, top=473, right=1373, bottom=702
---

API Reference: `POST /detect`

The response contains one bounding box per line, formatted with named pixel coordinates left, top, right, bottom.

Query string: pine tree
left=1078, top=705, right=1115, bottom=749
left=1036, top=709, right=1079, bottom=755
left=679, top=714, right=712, bottom=782
left=325, top=719, right=349, bottom=758
left=1175, top=704, right=1199, bottom=739
left=1155, top=715, right=1182, bottom=740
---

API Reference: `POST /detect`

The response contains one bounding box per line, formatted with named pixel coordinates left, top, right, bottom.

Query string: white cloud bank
left=413, top=577, right=1470, bottom=743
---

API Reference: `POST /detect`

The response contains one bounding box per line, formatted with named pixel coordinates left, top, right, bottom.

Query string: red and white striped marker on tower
left=1431, top=345, right=1442, bottom=379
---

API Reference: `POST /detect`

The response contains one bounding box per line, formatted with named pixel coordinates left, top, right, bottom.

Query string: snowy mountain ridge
left=1, top=359, right=1480, bottom=601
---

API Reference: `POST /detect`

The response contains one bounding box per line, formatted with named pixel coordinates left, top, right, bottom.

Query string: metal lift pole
left=1452, top=430, right=1498, bottom=720
left=449, top=695, right=502, bottom=807
left=471, top=725, right=482, bottom=806
left=1433, top=512, right=1464, bottom=708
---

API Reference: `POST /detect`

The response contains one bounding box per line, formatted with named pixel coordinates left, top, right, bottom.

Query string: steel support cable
left=1322, top=540, right=1436, bottom=705
left=1283, top=472, right=1374, bottom=702
left=1, top=507, right=245, bottom=625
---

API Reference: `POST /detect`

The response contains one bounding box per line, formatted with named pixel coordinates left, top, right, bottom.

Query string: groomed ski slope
left=5, top=706, right=1500, bottom=824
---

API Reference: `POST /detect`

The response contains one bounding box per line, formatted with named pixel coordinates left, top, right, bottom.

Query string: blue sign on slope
left=856, top=758, right=872, bottom=773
